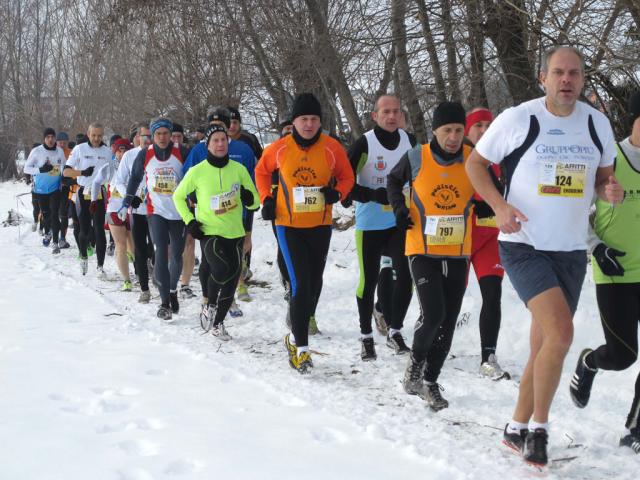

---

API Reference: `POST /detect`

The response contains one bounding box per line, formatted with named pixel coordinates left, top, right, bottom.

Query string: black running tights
left=479, top=275, right=502, bottom=363
left=77, top=188, right=106, bottom=265
left=409, top=255, right=468, bottom=383
left=593, top=283, right=640, bottom=430
left=202, top=235, right=244, bottom=325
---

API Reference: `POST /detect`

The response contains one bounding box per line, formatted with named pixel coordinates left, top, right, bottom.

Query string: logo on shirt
left=547, top=129, right=565, bottom=135
left=624, top=189, right=640, bottom=201
left=431, top=183, right=461, bottom=210
left=535, top=144, right=595, bottom=155
left=292, top=166, right=317, bottom=185
left=374, top=157, right=386, bottom=171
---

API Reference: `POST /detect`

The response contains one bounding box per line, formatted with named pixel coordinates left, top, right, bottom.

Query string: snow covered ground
left=1, top=180, right=638, bottom=479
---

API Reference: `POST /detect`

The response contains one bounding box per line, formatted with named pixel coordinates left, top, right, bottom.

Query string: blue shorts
left=498, top=241, right=587, bottom=314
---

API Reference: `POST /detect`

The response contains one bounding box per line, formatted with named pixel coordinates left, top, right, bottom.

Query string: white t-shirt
left=66, top=142, right=112, bottom=195
left=116, top=147, right=147, bottom=215
left=475, top=97, right=615, bottom=251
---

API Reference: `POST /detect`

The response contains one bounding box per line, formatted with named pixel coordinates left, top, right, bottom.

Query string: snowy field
left=1, top=180, right=638, bottom=479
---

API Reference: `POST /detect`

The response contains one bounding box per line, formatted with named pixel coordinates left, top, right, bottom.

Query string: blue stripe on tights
left=276, top=225, right=297, bottom=298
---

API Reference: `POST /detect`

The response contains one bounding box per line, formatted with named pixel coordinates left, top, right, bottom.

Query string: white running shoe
left=200, top=304, right=215, bottom=332
left=80, top=258, right=88, bottom=276
left=479, top=354, right=510, bottom=380
left=138, top=290, right=151, bottom=304
left=212, top=322, right=232, bottom=341
left=96, top=265, right=107, bottom=280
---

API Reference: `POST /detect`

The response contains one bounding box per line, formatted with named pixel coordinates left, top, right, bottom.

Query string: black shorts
left=499, top=241, right=587, bottom=314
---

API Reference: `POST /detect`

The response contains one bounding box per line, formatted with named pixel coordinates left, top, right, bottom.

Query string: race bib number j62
left=425, top=215, right=465, bottom=246
left=538, top=162, right=587, bottom=197
left=293, top=186, right=325, bottom=213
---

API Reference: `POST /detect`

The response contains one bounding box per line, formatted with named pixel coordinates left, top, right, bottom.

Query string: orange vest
left=274, top=134, right=335, bottom=228
left=406, top=144, right=474, bottom=257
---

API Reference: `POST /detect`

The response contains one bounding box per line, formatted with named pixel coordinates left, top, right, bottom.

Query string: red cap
left=465, top=109, right=493, bottom=136
left=114, top=138, right=133, bottom=151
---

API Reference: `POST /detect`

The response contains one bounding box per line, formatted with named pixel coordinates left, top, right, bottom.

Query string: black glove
left=240, top=186, right=254, bottom=207
left=61, top=176, right=75, bottom=187
left=131, top=196, right=142, bottom=209
left=593, top=243, right=625, bottom=276
left=371, top=187, right=389, bottom=205
left=473, top=199, right=495, bottom=219
left=261, top=196, right=276, bottom=221
left=80, top=166, right=94, bottom=177
left=187, top=219, right=205, bottom=240
left=394, top=205, right=414, bottom=230
left=340, top=196, right=353, bottom=208
left=39, top=163, right=54, bottom=173
left=320, top=186, right=340, bottom=205
left=89, top=201, right=98, bottom=215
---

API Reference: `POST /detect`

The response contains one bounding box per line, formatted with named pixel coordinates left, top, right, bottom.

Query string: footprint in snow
left=117, top=467, right=155, bottom=480
left=310, top=427, right=349, bottom=444
left=116, top=438, right=160, bottom=457
left=96, top=418, right=166, bottom=435
left=164, top=459, right=205, bottom=475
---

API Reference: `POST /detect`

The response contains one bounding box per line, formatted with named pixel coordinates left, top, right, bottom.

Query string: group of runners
left=23, top=45, right=640, bottom=467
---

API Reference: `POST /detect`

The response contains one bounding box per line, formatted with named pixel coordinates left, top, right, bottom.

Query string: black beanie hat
left=205, top=124, right=228, bottom=146
left=207, top=106, right=231, bottom=129
left=43, top=127, right=56, bottom=138
left=291, top=93, right=322, bottom=120
left=172, top=123, right=184, bottom=134
left=432, top=101, right=466, bottom=131
left=228, top=106, right=241, bottom=123
left=628, top=91, right=640, bottom=125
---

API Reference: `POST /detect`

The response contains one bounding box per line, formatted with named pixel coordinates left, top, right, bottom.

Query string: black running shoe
left=402, top=353, right=426, bottom=395
left=361, top=337, right=377, bottom=361
left=424, top=382, right=449, bottom=411
left=169, top=291, right=180, bottom=313
left=157, top=304, right=172, bottom=321
left=570, top=348, right=597, bottom=408
left=502, top=424, right=528, bottom=454
left=620, top=428, right=640, bottom=454
left=523, top=428, right=548, bottom=467
left=387, top=332, right=410, bottom=354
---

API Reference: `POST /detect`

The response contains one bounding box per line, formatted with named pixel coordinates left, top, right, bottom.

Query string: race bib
left=371, top=175, right=387, bottom=187
left=383, top=187, right=411, bottom=212
left=210, top=190, right=239, bottom=215
left=538, top=162, right=587, bottom=197
left=293, top=186, right=325, bottom=213
left=83, top=188, right=102, bottom=200
left=476, top=216, right=497, bottom=228
left=153, top=171, right=178, bottom=195
left=425, top=215, right=465, bottom=246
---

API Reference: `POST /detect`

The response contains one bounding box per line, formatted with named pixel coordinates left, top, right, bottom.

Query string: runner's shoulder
left=262, top=136, right=288, bottom=156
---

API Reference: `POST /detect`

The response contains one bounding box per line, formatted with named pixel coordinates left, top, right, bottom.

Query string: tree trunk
left=303, top=0, right=364, bottom=138
left=415, top=0, right=447, bottom=103
left=484, top=0, right=541, bottom=104
left=391, top=0, right=427, bottom=142
left=442, top=0, right=461, bottom=101
left=464, top=0, right=488, bottom=107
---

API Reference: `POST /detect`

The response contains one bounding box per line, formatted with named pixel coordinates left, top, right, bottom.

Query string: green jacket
left=173, top=158, right=259, bottom=239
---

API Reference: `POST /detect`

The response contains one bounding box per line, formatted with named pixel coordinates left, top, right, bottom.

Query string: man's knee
left=546, top=321, right=574, bottom=353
